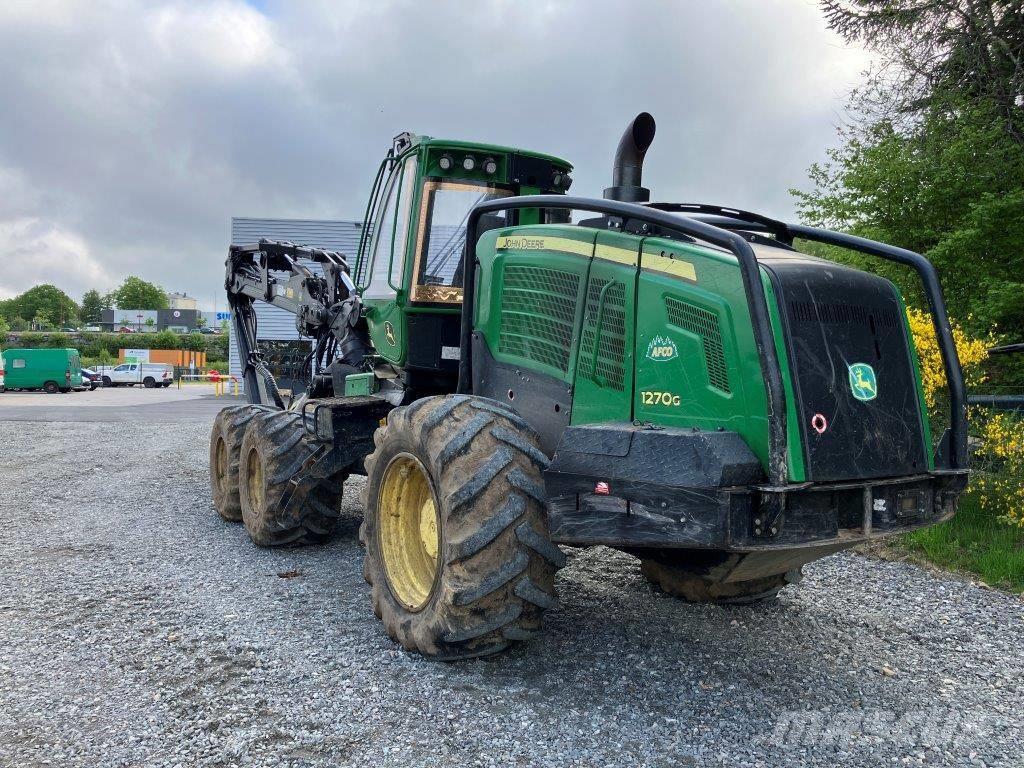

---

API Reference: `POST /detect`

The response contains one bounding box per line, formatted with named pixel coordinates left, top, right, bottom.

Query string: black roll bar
left=650, top=202, right=968, bottom=471
left=458, top=195, right=969, bottom=481
left=457, top=195, right=791, bottom=489
left=786, top=223, right=968, bottom=470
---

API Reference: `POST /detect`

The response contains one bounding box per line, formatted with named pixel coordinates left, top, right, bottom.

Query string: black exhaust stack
left=604, top=112, right=656, bottom=202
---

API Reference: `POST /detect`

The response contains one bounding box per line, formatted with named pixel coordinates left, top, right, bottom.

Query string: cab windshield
left=411, top=180, right=512, bottom=303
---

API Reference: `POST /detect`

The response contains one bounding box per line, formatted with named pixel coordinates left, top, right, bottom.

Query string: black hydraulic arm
left=225, top=239, right=356, bottom=407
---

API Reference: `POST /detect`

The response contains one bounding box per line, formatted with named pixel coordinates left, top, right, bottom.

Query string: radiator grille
left=789, top=300, right=899, bottom=329
left=579, top=279, right=627, bottom=391
left=499, top=265, right=581, bottom=373
left=665, top=297, right=730, bottom=393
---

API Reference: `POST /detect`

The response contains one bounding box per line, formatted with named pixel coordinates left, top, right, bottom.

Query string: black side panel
left=471, top=333, right=571, bottom=455
left=763, top=257, right=928, bottom=481
left=406, top=312, right=462, bottom=373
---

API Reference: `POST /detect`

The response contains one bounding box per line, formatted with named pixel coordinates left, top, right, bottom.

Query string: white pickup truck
left=97, top=363, right=173, bottom=388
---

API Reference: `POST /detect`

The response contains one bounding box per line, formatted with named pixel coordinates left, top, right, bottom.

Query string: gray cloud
left=0, top=0, right=869, bottom=306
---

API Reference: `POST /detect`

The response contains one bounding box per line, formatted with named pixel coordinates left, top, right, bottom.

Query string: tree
left=111, top=276, right=168, bottom=310
left=196, top=315, right=207, bottom=328
left=32, top=309, right=53, bottom=331
left=145, top=317, right=156, bottom=331
left=0, top=284, right=79, bottom=326
left=793, top=2, right=1024, bottom=340
left=81, top=290, right=103, bottom=323
left=9, top=317, right=28, bottom=332
left=821, top=1, right=1024, bottom=142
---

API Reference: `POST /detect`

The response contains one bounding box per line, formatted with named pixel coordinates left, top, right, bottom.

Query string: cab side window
left=12, top=359, right=25, bottom=368
left=363, top=155, right=418, bottom=300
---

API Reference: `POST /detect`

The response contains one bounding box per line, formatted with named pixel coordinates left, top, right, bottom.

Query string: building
left=168, top=292, right=198, bottom=310
left=99, top=307, right=203, bottom=332
left=228, top=218, right=365, bottom=392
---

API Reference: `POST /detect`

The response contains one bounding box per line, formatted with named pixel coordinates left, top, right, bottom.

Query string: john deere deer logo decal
left=848, top=363, right=877, bottom=401
left=384, top=321, right=396, bottom=347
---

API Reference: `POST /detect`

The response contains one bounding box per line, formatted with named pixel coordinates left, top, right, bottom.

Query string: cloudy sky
left=0, top=0, right=870, bottom=309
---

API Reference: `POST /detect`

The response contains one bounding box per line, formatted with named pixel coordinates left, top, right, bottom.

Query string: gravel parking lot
left=1, top=415, right=1022, bottom=767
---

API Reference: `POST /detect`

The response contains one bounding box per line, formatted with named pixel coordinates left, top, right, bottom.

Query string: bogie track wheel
left=209, top=404, right=277, bottom=521
left=360, top=395, right=566, bottom=660
left=237, top=410, right=344, bottom=547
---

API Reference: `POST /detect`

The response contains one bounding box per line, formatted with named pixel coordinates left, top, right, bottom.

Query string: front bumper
left=543, top=424, right=968, bottom=551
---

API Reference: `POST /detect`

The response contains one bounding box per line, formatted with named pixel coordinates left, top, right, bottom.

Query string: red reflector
left=594, top=481, right=610, bottom=495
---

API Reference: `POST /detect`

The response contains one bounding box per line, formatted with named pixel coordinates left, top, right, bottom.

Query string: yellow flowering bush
left=906, top=308, right=1023, bottom=526
left=905, top=308, right=991, bottom=409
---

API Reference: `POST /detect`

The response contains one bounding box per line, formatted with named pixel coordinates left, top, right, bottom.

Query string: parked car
left=82, top=325, right=101, bottom=332
left=97, top=362, right=173, bottom=388
left=117, top=326, right=137, bottom=333
left=190, top=327, right=219, bottom=334
left=0, top=359, right=5, bottom=393
left=80, top=368, right=101, bottom=391
left=1, top=348, right=83, bottom=393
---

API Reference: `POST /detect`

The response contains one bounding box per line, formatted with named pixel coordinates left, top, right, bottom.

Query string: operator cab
left=352, top=133, right=572, bottom=396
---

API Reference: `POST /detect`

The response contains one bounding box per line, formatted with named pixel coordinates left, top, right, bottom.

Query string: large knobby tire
left=639, top=556, right=803, bottom=605
left=360, top=394, right=565, bottom=661
left=209, top=404, right=277, bottom=521
left=238, top=410, right=344, bottom=547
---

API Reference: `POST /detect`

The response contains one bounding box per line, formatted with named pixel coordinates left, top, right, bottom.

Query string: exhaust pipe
left=603, top=112, right=656, bottom=203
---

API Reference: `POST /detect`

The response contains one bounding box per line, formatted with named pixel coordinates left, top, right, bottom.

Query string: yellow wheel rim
left=377, top=453, right=440, bottom=611
left=214, top=436, right=228, bottom=494
left=246, top=447, right=265, bottom=515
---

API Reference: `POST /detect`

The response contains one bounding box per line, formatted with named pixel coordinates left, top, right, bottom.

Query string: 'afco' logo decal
left=645, top=335, right=678, bottom=362
left=848, top=363, right=878, bottom=401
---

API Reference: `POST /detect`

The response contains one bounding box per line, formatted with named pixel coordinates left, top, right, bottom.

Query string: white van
left=98, top=363, right=173, bottom=388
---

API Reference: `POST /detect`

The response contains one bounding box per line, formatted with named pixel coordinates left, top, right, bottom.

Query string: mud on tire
left=210, top=404, right=276, bottom=521
left=360, top=394, right=566, bottom=660
left=238, top=409, right=344, bottom=547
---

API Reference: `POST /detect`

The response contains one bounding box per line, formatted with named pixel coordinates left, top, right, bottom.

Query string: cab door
left=569, top=231, right=641, bottom=425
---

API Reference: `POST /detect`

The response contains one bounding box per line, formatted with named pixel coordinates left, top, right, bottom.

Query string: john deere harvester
left=211, top=113, right=968, bottom=659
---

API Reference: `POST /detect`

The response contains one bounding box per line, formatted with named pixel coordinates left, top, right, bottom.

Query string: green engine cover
left=470, top=223, right=863, bottom=482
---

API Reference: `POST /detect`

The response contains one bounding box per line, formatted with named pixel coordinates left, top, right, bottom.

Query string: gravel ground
left=1, top=420, right=1021, bottom=768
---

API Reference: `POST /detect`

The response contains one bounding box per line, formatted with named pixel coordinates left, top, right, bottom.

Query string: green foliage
left=0, top=284, right=80, bottom=326
left=794, top=99, right=1024, bottom=340
left=111, top=276, right=168, bottom=310
left=8, top=317, right=28, bottom=332
left=151, top=330, right=180, bottom=349
left=80, top=290, right=103, bottom=324
left=897, top=493, right=1024, bottom=593
left=6, top=331, right=223, bottom=360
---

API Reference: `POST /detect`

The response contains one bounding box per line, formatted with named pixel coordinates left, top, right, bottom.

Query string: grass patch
left=889, top=493, right=1024, bottom=593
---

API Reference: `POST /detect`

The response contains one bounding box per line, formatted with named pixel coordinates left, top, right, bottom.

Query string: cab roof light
left=438, top=154, right=453, bottom=171
left=483, top=157, right=498, bottom=175
left=462, top=155, right=476, bottom=172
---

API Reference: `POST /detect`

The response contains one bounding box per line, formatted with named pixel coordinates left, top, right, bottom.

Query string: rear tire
left=43, top=381, right=59, bottom=394
left=639, top=555, right=802, bottom=605
left=238, top=410, right=343, bottom=547
left=360, top=394, right=565, bottom=660
left=209, top=404, right=276, bottom=522
left=102, top=376, right=111, bottom=387
left=143, top=377, right=156, bottom=388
